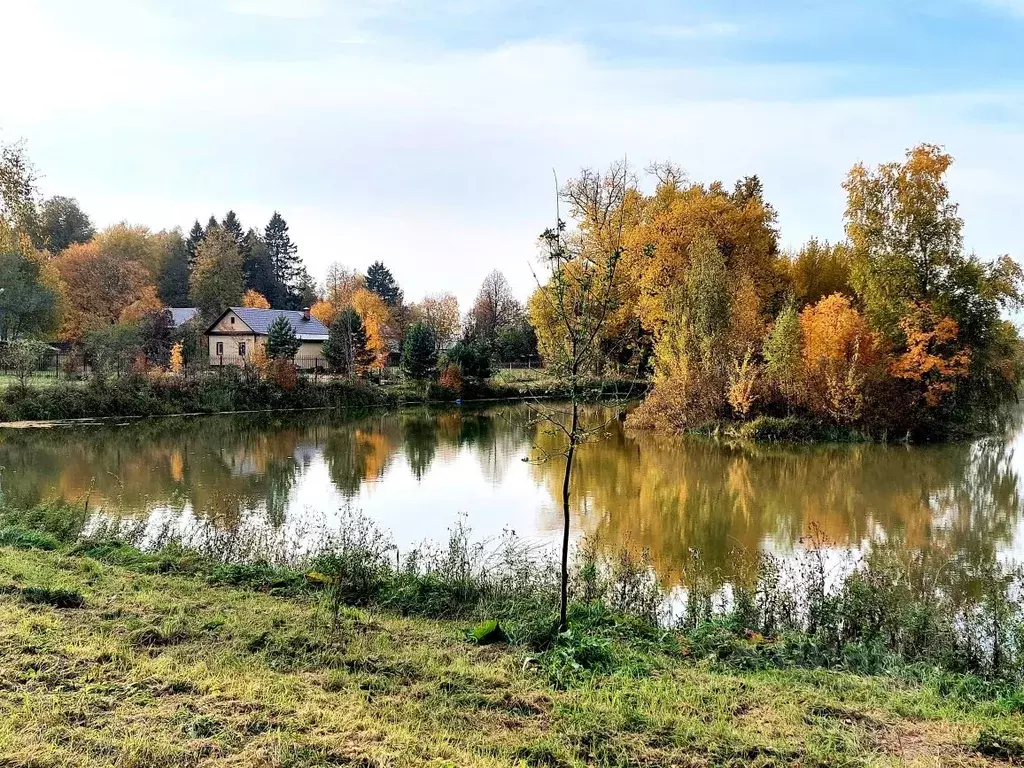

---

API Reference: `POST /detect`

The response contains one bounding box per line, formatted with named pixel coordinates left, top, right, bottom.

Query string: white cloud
left=1, top=4, right=1022, bottom=308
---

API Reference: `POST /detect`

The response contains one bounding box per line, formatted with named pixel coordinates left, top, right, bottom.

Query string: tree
left=266, top=315, right=300, bottom=360
left=38, top=196, right=94, bottom=253
left=763, top=301, right=802, bottom=402
left=119, top=285, right=164, bottom=324
left=54, top=241, right=149, bottom=341
left=401, top=321, right=437, bottom=381
left=185, top=220, right=205, bottom=271
left=93, top=224, right=165, bottom=282
left=221, top=211, right=244, bottom=249
left=469, top=270, right=520, bottom=345
left=241, top=228, right=283, bottom=307
left=890, top=302, right=971, bottom=409
left=2, top=338, right=49, bottom=387
left=844, top=144, right=964, bottom=336
left=351, top=287, right=392, bottom=369
left=0, top=249, right=59, bottom=340
left=242, top=289, right=271, bottom=309
left=265, top=212, right=301, bottom=306
left=137, top=308, right=173, bottom=365
left=787, top=239, right=853, bottom=306
left=323, top=308, right=371, bottom=375
left=533, top=161, right=638, bottom=631
left=416, top=293, right=460, bottom=352
left=156, top=229, right=190, bottom=307
left=189, top=227, right=243, bottom=320
left=445, top=338, right=491, bottom=381
left=0, top=139, right=39, bottom=237
left=365, top=261, right=403, bottom=307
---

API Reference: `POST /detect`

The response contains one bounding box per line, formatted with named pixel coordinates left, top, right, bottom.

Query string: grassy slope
left=1, top=548, right=1021, bottom=767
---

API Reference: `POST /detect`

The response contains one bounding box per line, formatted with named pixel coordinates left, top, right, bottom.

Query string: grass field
left=1, top=545, right=1022, bottom=767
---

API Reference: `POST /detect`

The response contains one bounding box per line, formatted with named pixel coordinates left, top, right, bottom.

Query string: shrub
left=438, top=364, right=463, bottom=394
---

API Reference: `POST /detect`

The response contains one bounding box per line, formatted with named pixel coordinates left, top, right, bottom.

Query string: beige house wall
left=207, top=324, right=326, bottom=368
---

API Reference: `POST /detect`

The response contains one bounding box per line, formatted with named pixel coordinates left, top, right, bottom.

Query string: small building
left=205, top=307, right=329, bottom=368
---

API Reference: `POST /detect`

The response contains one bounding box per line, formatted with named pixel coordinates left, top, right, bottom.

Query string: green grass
left=0, top=546, right=1022, bottom=767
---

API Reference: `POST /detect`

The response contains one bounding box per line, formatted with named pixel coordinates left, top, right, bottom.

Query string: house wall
left=207, top=334, right=326, bottom=368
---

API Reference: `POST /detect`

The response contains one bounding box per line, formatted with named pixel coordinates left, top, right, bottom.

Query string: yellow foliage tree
left=351, top=287, right=392, bottom=369
left=169, top=342, right=184, bottom=374
left=310, top=299, right=337, bottom=326
left=242, top=290, right=270, bottom=309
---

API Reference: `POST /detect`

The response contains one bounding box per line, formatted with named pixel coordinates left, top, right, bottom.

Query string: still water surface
left=3, top=404, right=1022, bottom=584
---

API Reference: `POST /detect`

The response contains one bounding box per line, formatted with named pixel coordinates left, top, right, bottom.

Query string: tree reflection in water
left=1, top=404, right=1021, bottom=586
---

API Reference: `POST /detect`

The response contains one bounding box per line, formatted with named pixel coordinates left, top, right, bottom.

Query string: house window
left=216, top=342, right=224, bottom=356
left=238, top=342, right=247, bottom=356
left=230, top=316, right=235, bottom=325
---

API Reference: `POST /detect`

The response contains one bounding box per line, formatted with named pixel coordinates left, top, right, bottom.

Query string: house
left=205, top=307, right=329, bottom=368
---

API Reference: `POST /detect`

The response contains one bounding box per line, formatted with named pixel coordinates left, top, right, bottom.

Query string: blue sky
left=2, top=0, right=1023, bottom=306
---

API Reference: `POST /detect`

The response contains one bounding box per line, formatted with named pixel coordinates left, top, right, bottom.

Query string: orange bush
left=269, top=358, right=298, bottom=390
left=439, top=364, right=463, bottom=393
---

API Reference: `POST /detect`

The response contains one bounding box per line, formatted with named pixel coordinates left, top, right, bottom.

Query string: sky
left=1, top=0, right=1023, bottom=308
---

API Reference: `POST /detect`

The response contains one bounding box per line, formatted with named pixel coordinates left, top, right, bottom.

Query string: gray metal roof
left=225, top=308, right=329, bottom=340
left=168, top=307, right=199, bottom=328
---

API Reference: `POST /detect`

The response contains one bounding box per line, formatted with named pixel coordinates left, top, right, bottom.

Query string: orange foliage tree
left=310, top=299, right=337, bottom=326
left=799, top=293, right=881, bottom=424
left=890, top=302, right=971, bottom=408
left=119, top=285, right=164, bottom=324
left=54, top=241, right=149, bottom=341
left=242, top=289, right=271, bottom=309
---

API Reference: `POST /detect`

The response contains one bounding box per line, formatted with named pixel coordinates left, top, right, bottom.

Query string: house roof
left=207, top=308, right=330, bottom=340
left=168, top=307, right=199, bottom=328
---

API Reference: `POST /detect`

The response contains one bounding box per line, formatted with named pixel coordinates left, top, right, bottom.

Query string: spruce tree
left=185, top=220, right=205, bottom=272
left=157, top=230, right=190, bottom=307
left=221, top=211, right=245, bottom=250
left=241, top=228, right=283, bottom=306
left=265, top=212, right=300, bottom=306
left=205, top=215, right=220, bottom=233
left=365, top=261, right=403, bottom=307
left=266, top=316, right=300, bottom=360
left=401, top=322, right=437, bottom=381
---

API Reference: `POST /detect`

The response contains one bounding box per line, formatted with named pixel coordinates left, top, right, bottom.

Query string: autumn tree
left=119, top=285, right=164, bottom=324
left=189, top=227, right=244, bottom=320
left=800, top=293, right=880, bottom=424
left=416, top=292, right=460, bottom=352
left=55, top=241, right=149, bottom=341
left=890, top=302, right=971, bottom=409
left=469, top=270, right=520, bottom=346
left=351, top=287, right=392, bottom=369
left=787, top=239, right=853, bottom=306
left=242, top=289, right=271, bottom=309
left=365, top=261, right=403, bottom=307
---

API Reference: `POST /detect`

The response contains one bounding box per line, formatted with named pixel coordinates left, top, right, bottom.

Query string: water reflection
left=1, top=404, right=1021, bottom=583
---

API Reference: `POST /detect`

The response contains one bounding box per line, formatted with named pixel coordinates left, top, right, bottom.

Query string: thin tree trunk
left=558, top=401, right=579, bottom=632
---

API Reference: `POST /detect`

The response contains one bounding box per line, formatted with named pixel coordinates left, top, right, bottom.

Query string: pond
left=2, top=403, right=1022, bottom=584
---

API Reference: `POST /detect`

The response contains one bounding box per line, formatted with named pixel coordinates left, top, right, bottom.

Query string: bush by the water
left=0, top=369, right=388, bottom=422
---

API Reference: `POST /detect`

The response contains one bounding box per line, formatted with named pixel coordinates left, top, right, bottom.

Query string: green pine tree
left=185, top=220, right=205, bottom=271
left=266, top=315, right=300, bottom=360
left=265, top=212, right=301, bottom=306
left=401, top=322, right=437, bottom=381
left=365, top=261, right=403, bottom=307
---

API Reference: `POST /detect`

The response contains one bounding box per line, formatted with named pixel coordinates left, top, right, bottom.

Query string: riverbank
left=0, top=370, right=646, bottom=425
left=2, top=502, right=1024, bottom=766
left=2, top=545, right=1023, bottom=767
